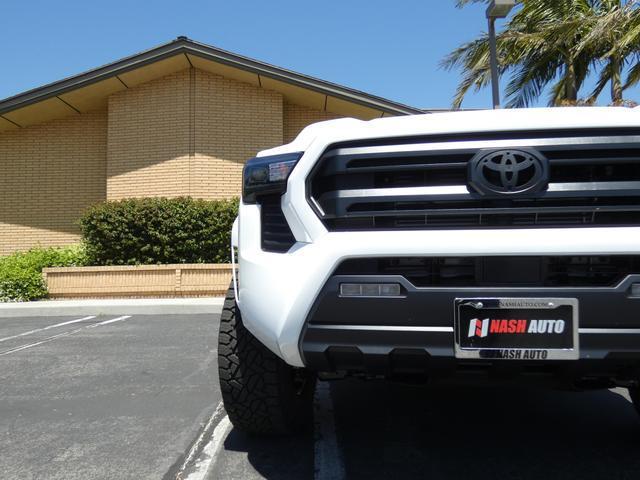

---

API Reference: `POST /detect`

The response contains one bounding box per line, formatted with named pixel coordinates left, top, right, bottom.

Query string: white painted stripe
left=314, top=381, right=346, bottom=480
left=0, top=316, right=96, bottom=343
left=187, top=416, right=232, bottom=480
left=179, top=402, right=225, bottom=472
left=0, top=316, right=132, bottom=357
left=88, top=315, right=131, bottom=327
left=309, top=324, right=453, bottom=332
left=177, top=401, right=232, bottom=480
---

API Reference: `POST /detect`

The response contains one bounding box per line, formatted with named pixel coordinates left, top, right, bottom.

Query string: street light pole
left=486, top=0, right=516, bottom=109
left=487, top=16, right=500, bottom=109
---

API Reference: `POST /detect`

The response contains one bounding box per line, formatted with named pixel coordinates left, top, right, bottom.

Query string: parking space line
left=87, top=315, right=131, bottom=327
left=0, top=316, right=132, bottom=357
left=186, top=414, right=232, bottom=479
left=174, top=401, right=232, bottom=480
left=314, top=381, right=346, bottom=480
left=0, top=316, right=96, bottom=343
left=197, top=416, right=231, bottom=478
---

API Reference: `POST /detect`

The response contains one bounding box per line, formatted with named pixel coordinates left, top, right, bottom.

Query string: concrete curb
left=0, top=298, right=225, bottom=317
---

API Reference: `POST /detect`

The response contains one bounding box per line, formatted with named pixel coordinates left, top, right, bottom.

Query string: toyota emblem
left=468, top=148, right=549, bottom=196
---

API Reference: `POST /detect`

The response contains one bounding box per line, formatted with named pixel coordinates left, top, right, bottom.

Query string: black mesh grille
left=260, top=196, right=296, bottom=253
left=335, top=256, right=640, bottom=288
left=308, top=130, right=640, bottom=231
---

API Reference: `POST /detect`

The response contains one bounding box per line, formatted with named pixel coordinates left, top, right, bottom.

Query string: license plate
left=454, top=298, right=579, bottom=360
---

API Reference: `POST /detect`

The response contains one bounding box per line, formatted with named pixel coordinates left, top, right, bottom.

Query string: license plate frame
left=454, top=297, right=579, bottom=360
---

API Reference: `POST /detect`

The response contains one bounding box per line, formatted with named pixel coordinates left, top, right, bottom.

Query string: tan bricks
left=106, top=68, right=285, bottom=200
left=0, top=68, right=346, bottom=255
left=191, top=69, right=283, bottom=200
left=0, top=110, right=107, bottom=255
left=107, top=69, right=191, bottom=199
left=44, top=263, right=233, bottom=298
left=283, top=102, right=340, bottom=144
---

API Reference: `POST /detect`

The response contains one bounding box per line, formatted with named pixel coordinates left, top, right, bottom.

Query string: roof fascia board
left=0, top=39, right=424, bottom=117
left=0, top=42, right=187, bottom=115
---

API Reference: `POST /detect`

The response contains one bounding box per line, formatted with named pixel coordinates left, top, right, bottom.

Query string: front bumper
left=301, top=274, right=640, bottom=378
left=236, top=200, right=640, bottom=368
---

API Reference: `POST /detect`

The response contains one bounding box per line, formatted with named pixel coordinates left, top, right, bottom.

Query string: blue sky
left=1, top=0, right=636, bottom=110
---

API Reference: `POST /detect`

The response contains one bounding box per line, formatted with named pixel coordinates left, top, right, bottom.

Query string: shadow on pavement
left=220, top=427, right=314, bottom=479
left=331, top=380, right=640, bottom=480
left=217, top=380, right=640, bottom=480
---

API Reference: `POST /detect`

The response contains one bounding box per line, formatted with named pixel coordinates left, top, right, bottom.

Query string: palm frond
left=623, top=56, right=640, bottom=88
left=445, top=0, right=640, bottom=107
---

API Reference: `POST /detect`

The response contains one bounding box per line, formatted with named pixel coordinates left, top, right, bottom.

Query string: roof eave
left=0, top=38, right=423, bottom=117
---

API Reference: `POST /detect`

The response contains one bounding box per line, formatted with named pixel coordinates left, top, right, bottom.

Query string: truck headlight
left=242, top=152, right=303, bottom=203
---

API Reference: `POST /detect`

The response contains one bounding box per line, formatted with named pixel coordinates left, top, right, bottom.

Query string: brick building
left=0, top=37, right=422, bottom=255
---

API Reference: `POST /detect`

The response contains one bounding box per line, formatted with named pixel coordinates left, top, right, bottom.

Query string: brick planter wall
left=43, top=264, right=233, bottom=299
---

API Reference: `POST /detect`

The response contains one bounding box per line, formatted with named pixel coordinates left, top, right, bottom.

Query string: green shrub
left=0, top=245, right=88, bottom=302
left=79, top=197, right=238, bottom=266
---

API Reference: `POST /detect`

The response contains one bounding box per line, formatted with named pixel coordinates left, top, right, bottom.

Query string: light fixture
left=340, top=283, right=402, bottom=297
left=486, top=0, right=516, bottom=19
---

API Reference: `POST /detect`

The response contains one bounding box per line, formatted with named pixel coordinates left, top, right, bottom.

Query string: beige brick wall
left=0, top=110, right=107, bottom=255
left=283, top=102, right=341, bottom=144
left=107, top=69, right=191, bottom=199
left=44, top=263, right=233, bottom=298
left=0, top=67, right=346, bottom=255
left=191, top=69, right=283, bottom=199
left=107, top=68, right=284, bottom=200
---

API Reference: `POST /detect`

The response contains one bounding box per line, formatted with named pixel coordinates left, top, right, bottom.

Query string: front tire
left=218, top=283, right=316, bottom=435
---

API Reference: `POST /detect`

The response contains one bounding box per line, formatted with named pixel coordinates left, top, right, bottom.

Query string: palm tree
left=443, top=0, right=640, bottom=108
left=576, top=1, right=640, bottom=104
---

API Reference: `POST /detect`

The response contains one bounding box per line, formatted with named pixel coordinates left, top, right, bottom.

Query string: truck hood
left=259, top=106, right=640, bottom=156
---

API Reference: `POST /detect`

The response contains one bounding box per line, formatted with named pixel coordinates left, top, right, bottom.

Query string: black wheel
left=217, top=282, right=316, bottom=435
left=630, top=386, right=640, bottom=415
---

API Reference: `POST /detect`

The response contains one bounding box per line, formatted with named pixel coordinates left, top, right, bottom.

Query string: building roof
left=0, top=37, right=424, bottom=132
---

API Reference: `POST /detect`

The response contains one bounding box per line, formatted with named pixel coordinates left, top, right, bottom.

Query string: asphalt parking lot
left=2, top=312, right=640, bottom=480
left=0, top=313, right=222, bottom=480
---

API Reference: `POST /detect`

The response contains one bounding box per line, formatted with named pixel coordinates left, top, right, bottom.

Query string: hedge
left=79, top=197, right=238, bottom=266
left=0, top=245, right=88, bottom=302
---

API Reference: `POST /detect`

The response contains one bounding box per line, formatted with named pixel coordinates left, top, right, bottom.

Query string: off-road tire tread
left=218, top=284, right=313, bottom=434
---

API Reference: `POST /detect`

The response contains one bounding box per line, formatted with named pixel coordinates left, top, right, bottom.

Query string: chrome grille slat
left=309, top=131, right=640, bottom=230
left=328, top=205, right=640, bottom=220
left=323, top=134, right=640, bottom=159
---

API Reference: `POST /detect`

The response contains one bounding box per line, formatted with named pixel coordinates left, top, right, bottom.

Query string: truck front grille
left=335, top=256, right=640, bottom=288
left=308, top=129, right=640, bottom=230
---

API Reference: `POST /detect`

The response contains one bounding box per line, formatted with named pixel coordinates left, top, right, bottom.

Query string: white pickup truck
left=218, top=107, right=640, bottom=434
